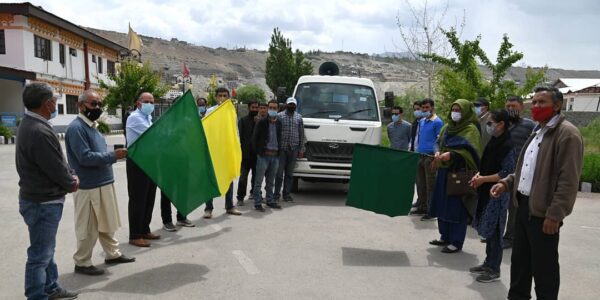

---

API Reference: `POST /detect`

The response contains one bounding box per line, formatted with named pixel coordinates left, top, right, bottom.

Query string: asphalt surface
left=1, top=135, right=599, bottom=299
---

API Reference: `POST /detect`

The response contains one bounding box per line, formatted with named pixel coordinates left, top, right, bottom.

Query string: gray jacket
left=16, top=113, right=76, bottom=202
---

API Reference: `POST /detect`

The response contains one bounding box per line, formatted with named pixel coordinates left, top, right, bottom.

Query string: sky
left=17, top=0, right=600, bottom=70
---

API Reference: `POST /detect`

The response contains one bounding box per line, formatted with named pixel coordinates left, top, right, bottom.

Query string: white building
left=553, top=78, right=600, bottom=112
left=0, top=3, right=127, bottom=131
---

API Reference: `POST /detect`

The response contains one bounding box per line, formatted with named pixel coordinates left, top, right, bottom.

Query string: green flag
left=346, top=144, right=420, bottom=217
left=127, top=91, right=220, bottom=216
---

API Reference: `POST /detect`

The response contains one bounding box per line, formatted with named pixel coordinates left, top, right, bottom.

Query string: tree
left=394, top=86, right=427, bottom=122
left=396, top=0, right=465, bottom=97
left=98, top=59, right=169, bottom=128
left=424, top=29, right=546, bottom=113
left=265, top=27, right=313, bottom=97
left=236, top=85, right=267, bottom=104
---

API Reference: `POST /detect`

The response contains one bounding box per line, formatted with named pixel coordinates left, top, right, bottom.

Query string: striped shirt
left=278, top=111, right=306, bottom=152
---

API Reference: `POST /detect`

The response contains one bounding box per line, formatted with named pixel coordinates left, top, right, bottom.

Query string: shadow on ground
left=342, top=247, right=410, bottom=267
left=64, top=263, right=208, bottom=296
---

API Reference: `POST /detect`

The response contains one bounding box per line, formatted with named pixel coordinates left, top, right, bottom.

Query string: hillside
left=88, top=28, right=600, bottom=99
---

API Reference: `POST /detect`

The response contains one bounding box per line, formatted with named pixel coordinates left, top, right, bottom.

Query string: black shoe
left=429, top=239, right=450, bottom=246
left=162, top=222, right=177, bottom=232
left=410, top=209, right=427, bottom=216
left=176, top=219, right=195, bottom=227
left=469, top=264, right=491, bottom=275
left=49, top=288, right=78, bottom=300
left=105, top=255, right=136, bottom=265
left=74, top=265, right=105, bottom=276
left=266, top=203, right=282, bottom=209
left=441, top=246, right=461, bottom=253
left=420, top=215, right=436, bottom=221
left=255, top=205, right=265, bottom=212
left=476, top=270, right=501, bottom=282
left=283, top=195, right=294, bottom=202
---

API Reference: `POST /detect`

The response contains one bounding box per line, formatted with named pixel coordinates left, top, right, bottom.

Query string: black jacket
left=16, top=114, right=76, bottom=202
left=238, top=114, right=257, bottom=163
left=410, top=118, right=420, bottom=151
left=252, top=117, right=282, bottom=155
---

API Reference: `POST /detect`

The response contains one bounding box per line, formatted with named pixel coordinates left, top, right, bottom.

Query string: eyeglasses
left=88, top=100, right=103, bottom=108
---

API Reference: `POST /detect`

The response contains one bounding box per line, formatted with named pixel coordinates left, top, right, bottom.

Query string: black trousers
left=126, top=159, right=157, bottom=240
left=160, top=191, right=185, bottom=224
left=508, top=193, right=560, bottom=300
left=236, top=160, right=256, bottom=201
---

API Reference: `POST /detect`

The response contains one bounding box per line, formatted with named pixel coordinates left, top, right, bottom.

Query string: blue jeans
left=484, top=224, right=503, bottom=272
left=274, top=149, right=298, bottom=198
left=19, top=200, right=63, bottom=300
left=205, top=182, right=234, bottom=211
left=254, top=155, right=279, bottom=206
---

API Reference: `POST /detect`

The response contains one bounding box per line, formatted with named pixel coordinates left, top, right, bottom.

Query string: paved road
left=1, top=135, right=599, bottom=299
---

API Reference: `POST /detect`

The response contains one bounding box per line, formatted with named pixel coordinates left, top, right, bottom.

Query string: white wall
left=569, top=94, right=600, bottom=112
left=0, top=28, right=26, bottom=69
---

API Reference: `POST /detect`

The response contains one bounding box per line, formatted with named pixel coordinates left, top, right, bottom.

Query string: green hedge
left=0, top=124, right=12, bottom=139
left=582, top=153, right=600, bottom=192
left=97, top=121, right=111, bottom=134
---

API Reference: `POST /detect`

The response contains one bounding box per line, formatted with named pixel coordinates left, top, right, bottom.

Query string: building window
left=92, top=54, right=96, bottom=63
left=0, top=30, right=5, bottom=54
left=98, top=56, right=103, bottom=73
left=66, top=95, right=79, bottom=114
left=69, top=47, right=77, bottom=57
left=107, top=60, right=115, bottom=76
left=59, top=44, right=65, bottom=65
left=34, top=35, right=52, bottom=60
left=58, top=104, right=64, bottom=115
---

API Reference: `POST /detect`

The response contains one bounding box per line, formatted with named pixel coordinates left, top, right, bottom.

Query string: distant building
left=552, top=78, right=600, bottom=112
left=0, top=2, right=127, bottom=131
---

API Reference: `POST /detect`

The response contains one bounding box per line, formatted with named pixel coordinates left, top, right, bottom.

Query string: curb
left=0, top=136, right=16, bottom=145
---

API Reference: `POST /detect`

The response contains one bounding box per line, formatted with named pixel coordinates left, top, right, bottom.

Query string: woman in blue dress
left=428, top=99, right=481, bottom=254
left=469, top=109, right=516, bottom=282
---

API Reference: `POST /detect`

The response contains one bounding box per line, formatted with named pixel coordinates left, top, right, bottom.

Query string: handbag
left=446, top=169, right=477, bottom=196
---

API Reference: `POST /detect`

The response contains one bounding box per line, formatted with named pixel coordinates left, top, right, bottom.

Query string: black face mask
left=249, top=110, right=258, bottom=117
left=287, top=106, right=296, bottom=114
left=84, top=107, right=102, bottom=121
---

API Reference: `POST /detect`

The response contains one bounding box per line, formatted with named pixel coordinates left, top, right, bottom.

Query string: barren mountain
left=88, top=28, right=600, bottom=99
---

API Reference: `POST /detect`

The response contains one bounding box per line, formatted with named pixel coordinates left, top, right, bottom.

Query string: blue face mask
left=140, top=103, right=154, bottom=116
left=198, top=106, right=206, bottom=114
left=421, top=111, right=431, bottom=119
left=413, top=110, right=422, bottom=119
left=474, top=106, right=482, bottom=116
left=391, top=115, right=400, bottom=123
left=268, top=110, right=278, bottom=118
left=50, top=110, right=58, bottom=120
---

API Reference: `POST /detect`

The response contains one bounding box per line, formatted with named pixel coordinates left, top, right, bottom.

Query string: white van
left=291, top=64, right=382, bottom=191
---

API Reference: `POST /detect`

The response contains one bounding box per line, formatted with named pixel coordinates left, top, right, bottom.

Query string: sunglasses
left=87, top=100, right=103, bottom=108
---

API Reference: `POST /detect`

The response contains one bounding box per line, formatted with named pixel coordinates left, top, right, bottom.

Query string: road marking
left=580, top=226, right=600, bottom=230
left=232, top=250, right=260, bottom=275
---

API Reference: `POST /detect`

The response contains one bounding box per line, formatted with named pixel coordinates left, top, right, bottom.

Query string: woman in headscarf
left=428, top=99, right=481, bottom=253
left=469, top=109, right=516, bottom=282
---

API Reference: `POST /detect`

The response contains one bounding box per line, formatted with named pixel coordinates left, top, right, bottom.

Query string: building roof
left=553, top=78, right=600, bottom=93
left=0, top=2, right=126, bottom=52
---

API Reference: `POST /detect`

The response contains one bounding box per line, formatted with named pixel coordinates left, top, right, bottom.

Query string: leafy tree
left=98, top=59, right=169, bottom=128
left=265, top=28, right=313, bottom=98
left=424, top=29, right=545, bottom=113
left=394, top=87, right=427, bottom=122
left=236, top=85, right=267, bottom=104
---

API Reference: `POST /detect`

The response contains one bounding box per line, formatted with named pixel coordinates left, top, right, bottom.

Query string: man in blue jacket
left=65, top=90, right=135, bottom=276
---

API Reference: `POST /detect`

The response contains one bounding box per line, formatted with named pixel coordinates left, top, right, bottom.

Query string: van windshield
left=295, top=83, right=379, bottom=121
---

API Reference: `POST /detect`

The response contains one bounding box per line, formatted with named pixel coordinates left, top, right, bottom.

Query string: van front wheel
left=291, top=177, right=299, bottom=193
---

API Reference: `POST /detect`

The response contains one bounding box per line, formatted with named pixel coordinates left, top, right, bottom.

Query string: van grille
left=306, top=142, right=354, bottom=163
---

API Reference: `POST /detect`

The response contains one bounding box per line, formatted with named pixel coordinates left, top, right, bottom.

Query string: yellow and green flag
left=127, top=91, right=241, bottom=215
left=346, top=144, right=420, bottom=217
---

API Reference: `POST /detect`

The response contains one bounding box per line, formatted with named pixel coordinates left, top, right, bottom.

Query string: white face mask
left=451, top=112, right=462, bottom=122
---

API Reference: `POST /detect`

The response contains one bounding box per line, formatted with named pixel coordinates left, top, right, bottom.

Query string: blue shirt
left=387, top=120, right=412, bottom=150
left=65, top=115, right=117, bottom=189
left=417, top=115, right=444, bottom=154
left=266, top=122, right=278, bottom=150
left=126, top=109, right=152, bottom=146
